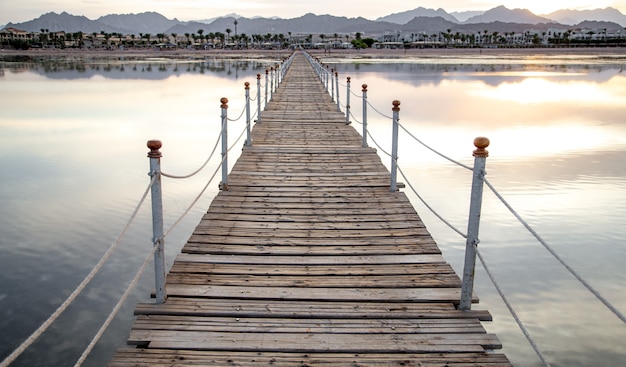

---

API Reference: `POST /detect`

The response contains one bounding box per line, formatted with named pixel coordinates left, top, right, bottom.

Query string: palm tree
left=197, top=29, right=204, bottom=44
left=225, top=28, right=232, bottom=43
left=234, top=19, right=238, bottom=37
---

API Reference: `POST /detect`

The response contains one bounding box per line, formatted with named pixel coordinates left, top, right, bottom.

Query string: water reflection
left=0, top=55, right=275, bottom=80
left=0, top=53, right=625, bottom=367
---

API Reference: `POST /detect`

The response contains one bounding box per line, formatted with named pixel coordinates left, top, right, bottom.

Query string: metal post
left=264, top=69, right=269, bottom=106
left=275, top=64, right=280, bottom=87
left=270, top=67, right=275, bottom=100
left=460, top=137, right=490, bottom=311
left=256, top=74, right=262, bottom=121
left=330, top=68, right=335, bottom=101
left=244, top=82, right=251, bottom=147
left=219, top=97, right=229, bottom=191
left=362, top=84, right=368, bottom=147
left=325, top=65, right=329, bottom=90
left=147, top=140, right=166, bottom=304
left=390, top=100, right=400, bottom=192
left=345, top=77, right=351, bottom=124
left=335, top=71, right=340, bottom=112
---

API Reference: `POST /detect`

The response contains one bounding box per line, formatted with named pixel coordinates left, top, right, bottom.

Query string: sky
left=1, top=0, right=625, bottom=25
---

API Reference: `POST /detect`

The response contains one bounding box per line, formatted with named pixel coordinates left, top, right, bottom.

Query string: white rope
left=227, top=105, right=247, bottom=122
left=228, top=124, right=249, bottom=153
left=484, top=178, right=626, bottom=324
left=161, top=119, right=224, bottom=179
left=164, top=155, right=224, bottom=238
left=73, top=244, right=158, bottom=367
left=398, top=122, right=473, bottom=171
left=476, top=246, right=552, bottom=367
left=0, top=175, right=156, bottom=367
left=397, top=164, right=467, bottom=238
left=348, top=109, right=363, bottom=125
left=350, top=87, right=363, bottom=99
left=367, top=100, right=393, bottom=120
left=163, top=123, right=246, bottom=238
left=366, top=129, right=392, bottom=158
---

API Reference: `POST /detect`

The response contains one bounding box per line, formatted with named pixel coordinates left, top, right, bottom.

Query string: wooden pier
left=109, top=52, right=511, bottom=366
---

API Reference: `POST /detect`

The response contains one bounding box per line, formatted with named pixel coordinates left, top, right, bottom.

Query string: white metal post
left=264, top=69, right=269, bottom=106
left=460, top=137, right=490, bottom=311
left=256, top=73, right=262, bottom=121
left=270, top=67, right=275, bottom=100
left=245, top=82, right=251, bottom=147
left=219, top=97, right=229, bottom=191
left=345, top=77, right=351, bottom=124
left=362, top=84, right=368, bottom=147
left=390, top=100, right=400, bottom=192
left=335, top=71, right=340, bottom=112
left=330, top=68, right=335, bottom=101
left=147, top=140, right=166, bottom=304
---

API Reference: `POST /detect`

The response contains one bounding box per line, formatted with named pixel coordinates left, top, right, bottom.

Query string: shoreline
left=2, top=46, right=626, bottom=60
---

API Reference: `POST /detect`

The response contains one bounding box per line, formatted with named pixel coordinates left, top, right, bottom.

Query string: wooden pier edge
left=108, top=51, right=511, bottom=367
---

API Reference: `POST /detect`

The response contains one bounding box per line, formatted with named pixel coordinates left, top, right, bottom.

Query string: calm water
left=1, top=51, right=625, bottom=366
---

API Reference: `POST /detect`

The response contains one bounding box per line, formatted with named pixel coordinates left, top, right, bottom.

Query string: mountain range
left=3, top=6, right=625, bottom=36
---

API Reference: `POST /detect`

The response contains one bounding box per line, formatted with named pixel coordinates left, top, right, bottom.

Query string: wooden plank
left=133, top=298, right=493, bottom=321
left=174, top=253, right=446, bottom=265
left=164, top=284, right=478, bottom=304
left=128, top=330, right=501, bottom=352
left=109, top=51, right=510, bottom=367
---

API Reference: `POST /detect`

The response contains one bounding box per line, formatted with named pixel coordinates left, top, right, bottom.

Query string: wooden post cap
left=347, top=77, right=351, bottom=82
left=265, top=69, right=269, bottom=74
left=362, top=84, right=368, bottom=92
left=147, top=139, right=162, bottom=158
left=244, top=82, right=250, bottom=89
left=257, top=73, right=261, bottom=79
left=392, top=100, right=401, bottom=111
left=220, top=97, right=229, bottom=109
left=473, top=137, right=490, bottom=157
left=335, top=71, right=338, bottom=77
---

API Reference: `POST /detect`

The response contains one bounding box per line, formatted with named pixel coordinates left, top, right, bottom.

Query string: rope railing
left=0, top=52, right=297, bottom=366
left=73, top=244, right=159, bottom=367
left=0, top=175, right=156, bottom=367
left=302, top=50, right=625, bottom=366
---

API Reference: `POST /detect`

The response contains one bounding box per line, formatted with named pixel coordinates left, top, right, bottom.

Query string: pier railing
left=2, top=50, right=624, bottom=367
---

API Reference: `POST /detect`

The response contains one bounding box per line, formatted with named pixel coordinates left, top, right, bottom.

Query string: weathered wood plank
left=109, top=51, right=510, bottom=367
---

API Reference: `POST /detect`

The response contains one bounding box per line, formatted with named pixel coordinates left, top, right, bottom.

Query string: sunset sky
left=2, top=0, right=625, bottom=25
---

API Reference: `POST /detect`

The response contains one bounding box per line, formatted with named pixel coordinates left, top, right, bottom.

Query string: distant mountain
left=450, top=11, right=484, bottom=22
left=193, top=13, right=245, bottom=24
left=165, top=13, right=398, bottom=35
left=3, top=7, right=626, bottom=36
left=465, top=6, right=553, bottom=24
left=4, top=11, right=132, bottom=33
left=97, top=12, right=180, bottom=34
left=376, top=7, right=459, bottom=24
left=575, top=20, right=625, bottom=32
left=546, top=7, right=626, bottom=26
left=399, top=16, right=564, bottom=34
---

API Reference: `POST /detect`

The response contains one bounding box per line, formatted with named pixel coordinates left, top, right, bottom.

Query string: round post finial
left=244, top=82, right=250, bottom=89
left=335, top=71, right=338, bottom=77
left=347, top=77, right=351, bottom=82
left=257, top=73, right=261, bottom=79
left=362, top=84, right=368, bottom=92
left=147, top=139, right=162, bottom=158
left=265, top=69, right=269, bottom=74
left=220, top=97, right=229, bottom=109
left=392, top=100, right=401, bottom=112
left=473, top=137, right=490, bottom=157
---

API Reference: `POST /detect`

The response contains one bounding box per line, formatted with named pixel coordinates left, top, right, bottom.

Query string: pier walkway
left=109, top=52, right=511, bottom=366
